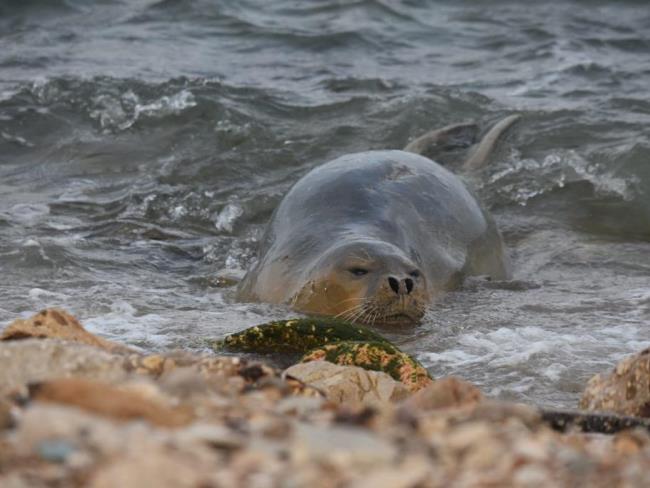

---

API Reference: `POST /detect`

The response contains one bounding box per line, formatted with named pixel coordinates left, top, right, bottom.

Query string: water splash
left=214, top=203, right=244, bottom=233
left=89, top=88, right=196, bottom=132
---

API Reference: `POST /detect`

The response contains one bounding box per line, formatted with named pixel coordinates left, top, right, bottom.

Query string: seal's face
left=291, top=240, right=428, bottom=326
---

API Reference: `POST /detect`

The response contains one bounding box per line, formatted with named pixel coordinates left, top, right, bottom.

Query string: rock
left=214, top=319, right=432, bottom=391
left=290, top=422, right=397, bottom=468
left=448, top=401, right=543, bottom=430
left=0, top=398, right=14, bottom=429
left=1, top=309, right=129, bottom=353
left=580, top=348, right=650, bottom=417
left=88, top=447, right=220, bottom=488
left=274, top=396, right=325, bottom=417
left=10, top=403, right=133, bottom=458
left=174, top=423, right=246, bottom=450
left=36, top=439, right=77, bottom=463
left=402, top=376, right=483, bottom=411
left=28, top=378, right=193, bottom=428
left=613, top=430, right=647, bottom=456
left=8, top=403, right=221, bottom=483
left=135, top=354, right=170, bottom=377
left=213, top=317, right=390, bottom=354
left=349, top=454, right=433, bottom=488
left=7, top=309, right=650, bottom=486
left=284, top=360, right=410, bottom=407
left=301, top=341, right=432, bottom=392
left=0, top=339, right=131, bottom=395
left=0, top=337, right=278, bottom=398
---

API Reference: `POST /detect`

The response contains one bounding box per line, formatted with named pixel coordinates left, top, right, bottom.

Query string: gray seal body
left=237, top=150, right=510, bottom=325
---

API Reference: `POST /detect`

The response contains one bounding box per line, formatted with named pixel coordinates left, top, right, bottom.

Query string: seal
left=237, top=117, right=519, bottom=326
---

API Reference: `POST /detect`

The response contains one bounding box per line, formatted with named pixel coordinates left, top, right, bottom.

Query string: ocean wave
left=0, top=0, right=78, bottom=16
left=486, top=150, right=635, bottom=206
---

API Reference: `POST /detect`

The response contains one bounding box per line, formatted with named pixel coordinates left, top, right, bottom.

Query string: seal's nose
left=388, top=276, right=414, bottom=295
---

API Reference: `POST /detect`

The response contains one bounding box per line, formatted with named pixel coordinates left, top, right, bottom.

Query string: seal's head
left=291, top=239, right=428, bottom=326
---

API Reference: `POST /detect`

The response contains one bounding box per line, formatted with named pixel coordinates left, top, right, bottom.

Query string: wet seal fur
left=238, top=117, right=519, bottom=326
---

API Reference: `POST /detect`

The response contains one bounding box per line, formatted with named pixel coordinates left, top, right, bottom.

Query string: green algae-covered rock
left=211, top=318, right=390, bottom=354
left=211, top=318, right=432, bottom=391
left=301, top=341, right=433, bottom=392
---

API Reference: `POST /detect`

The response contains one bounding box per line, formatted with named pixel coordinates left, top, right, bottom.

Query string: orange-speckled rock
left=1, top=309, right=130, bottom=353
left=301, top=341, right=433, bottom=392
left=580, top=348, right=650, bottom=417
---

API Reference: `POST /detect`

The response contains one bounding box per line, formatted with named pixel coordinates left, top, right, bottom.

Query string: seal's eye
left=409, top=270, right=421, bottom=278
left=348, top=267, right=369, bottom=276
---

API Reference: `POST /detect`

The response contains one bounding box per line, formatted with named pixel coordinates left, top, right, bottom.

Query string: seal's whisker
left=350, top=304, right=371, bottom=324
left=334, top=305, right=361, bottom=318
left=339, top=304, right=370, bottom=324
left=372, top=310, right=383, bottom=327
left=334, top=303, right=365, bottom=320
left=360, top=302, right=381, bottom=326
left=369, top=311, right=378, bottom=326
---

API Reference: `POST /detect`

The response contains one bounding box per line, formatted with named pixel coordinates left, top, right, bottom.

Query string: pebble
left=37, top=439, right=76, bottom=463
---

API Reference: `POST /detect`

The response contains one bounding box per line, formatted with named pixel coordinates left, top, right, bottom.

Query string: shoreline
left=2, top=309, right=650, bottom=486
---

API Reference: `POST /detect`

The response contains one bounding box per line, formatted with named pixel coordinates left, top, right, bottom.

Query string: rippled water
left=2, top=0, right=650, bottom=408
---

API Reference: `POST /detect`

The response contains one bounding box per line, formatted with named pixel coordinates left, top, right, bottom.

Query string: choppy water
left=2, top=0, right=650, bottom=408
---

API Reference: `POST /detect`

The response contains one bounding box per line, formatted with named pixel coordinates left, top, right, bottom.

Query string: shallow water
left=1, top=0, right=650, bottom=408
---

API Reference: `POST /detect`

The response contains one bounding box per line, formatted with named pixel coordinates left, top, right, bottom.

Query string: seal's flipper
left=403, top=122, right=479, bottom=161
left=462, top=114, right=520, bottom=171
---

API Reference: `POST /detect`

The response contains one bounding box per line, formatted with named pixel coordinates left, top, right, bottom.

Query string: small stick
left=540, top=408, right=650, bottom=434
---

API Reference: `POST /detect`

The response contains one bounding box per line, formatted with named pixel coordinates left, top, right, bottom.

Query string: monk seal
left=237, top=116, right=519, bottom=326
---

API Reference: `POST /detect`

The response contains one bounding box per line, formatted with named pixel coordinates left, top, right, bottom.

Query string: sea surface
left=2, top=0, right=650, bottom=408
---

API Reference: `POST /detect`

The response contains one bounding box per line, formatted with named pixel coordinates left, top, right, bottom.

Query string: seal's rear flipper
left=462, top=114, right=520, bottom=171
left=405, top=115, right=520, bottom=171
left=403, top=122, right=479, bottom=161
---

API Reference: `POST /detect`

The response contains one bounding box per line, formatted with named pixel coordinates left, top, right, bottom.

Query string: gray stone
left=36, top=439, right=77, bottom=463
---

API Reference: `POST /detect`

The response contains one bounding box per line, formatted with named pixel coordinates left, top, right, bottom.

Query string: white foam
left=421, top=323, right=650, bottom=375
left=1, top=131, right=33, bottom=147
left=22, top=238, right=40, bottom=247
left=170, top=205, right=188, bottom=220
left=124, top=89, right=196, bottom=130
left=0, top=88, right=19, bottom=102
left=83, top=300, right=169, bottom=349
left=7, top=203, right=50, bottom=225
left=542, top=363, right=567, bottom=382
left=214, top=203, right=244, bottom=233
left=56, top=179, right=100, bottom=201
left=28, top=288, right=62, bottom=300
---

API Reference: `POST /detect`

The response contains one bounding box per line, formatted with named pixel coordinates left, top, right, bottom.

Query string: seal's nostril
left=405, top=278, right=414, bottom=294
left=388, top=277, right=399, bottom=294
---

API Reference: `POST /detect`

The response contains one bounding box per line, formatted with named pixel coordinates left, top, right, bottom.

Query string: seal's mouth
left=378, top=312, right=420, bottom=326
left=323, top=295, right=426, bottom=327
left=352, top=309, right=423, bottom=327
